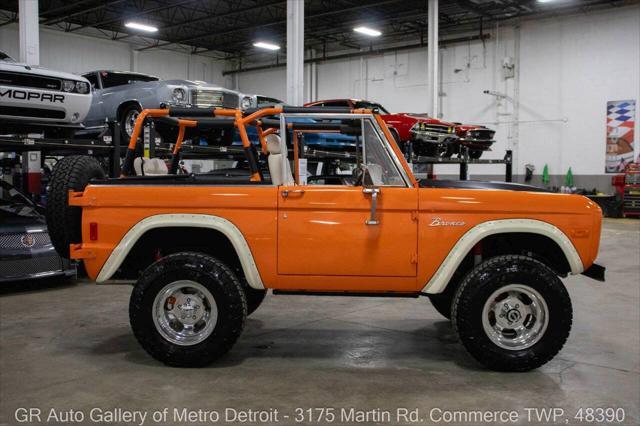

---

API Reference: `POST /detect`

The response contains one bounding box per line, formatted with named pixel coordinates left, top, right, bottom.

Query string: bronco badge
left=429, top=217, right=465, bottom=227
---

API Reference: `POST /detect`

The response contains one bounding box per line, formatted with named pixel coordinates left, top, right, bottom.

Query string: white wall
left=0, top=24, right=232, bottom=87
left=236, top=5, right=640, bottom=181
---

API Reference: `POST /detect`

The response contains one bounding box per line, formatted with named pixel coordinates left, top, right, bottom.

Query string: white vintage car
left=0, top=51, right=92, bottom=138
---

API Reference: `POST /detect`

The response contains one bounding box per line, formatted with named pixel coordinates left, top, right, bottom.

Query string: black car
left=0, top=181, right=76, bottom=282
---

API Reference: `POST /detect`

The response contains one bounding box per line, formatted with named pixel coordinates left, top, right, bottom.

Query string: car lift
left=0, top=116, right=513, bottom=186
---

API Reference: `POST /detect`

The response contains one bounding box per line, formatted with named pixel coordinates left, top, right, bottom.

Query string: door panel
left=277, top=185, right=418, bottom=277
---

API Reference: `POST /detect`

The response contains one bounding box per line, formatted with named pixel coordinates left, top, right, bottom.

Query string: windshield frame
left=0, top=51, right=16, bottom=63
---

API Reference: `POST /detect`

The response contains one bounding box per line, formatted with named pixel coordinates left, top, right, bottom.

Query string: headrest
left=265, top=134, right=282, bottom=155
left=133, top=157, right=169, bottom=176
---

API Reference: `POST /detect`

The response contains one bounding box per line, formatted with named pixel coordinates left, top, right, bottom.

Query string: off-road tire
left=245, top=286, right=267, bottom=316
left=46, top=155, right=105, bottom=258
left=129, top=252, right=247, bottom=367
left=452, top=255, right=572, bottom=371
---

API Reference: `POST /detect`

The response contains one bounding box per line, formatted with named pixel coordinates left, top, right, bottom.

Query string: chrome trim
left=363, top=187, right=380, bottom=225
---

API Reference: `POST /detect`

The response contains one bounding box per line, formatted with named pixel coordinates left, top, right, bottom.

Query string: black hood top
left=419, top=180, right=550, bottom=193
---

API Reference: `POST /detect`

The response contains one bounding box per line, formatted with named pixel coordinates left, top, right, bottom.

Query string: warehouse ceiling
left=0, top=0, right=636, bottom=65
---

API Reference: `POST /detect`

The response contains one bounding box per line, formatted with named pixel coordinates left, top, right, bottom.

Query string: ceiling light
left=537, top=0, right=557, bottom=3
left=253, top=41, right=280, bottom=51
left=125, top=22, right=158, bottom=32
left=354, top=26, right=382, bottom=37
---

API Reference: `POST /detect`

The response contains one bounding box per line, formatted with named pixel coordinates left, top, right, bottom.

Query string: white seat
left=265, top=134, right=294, bottom=186
left=133, top=157, right=169, bottom=176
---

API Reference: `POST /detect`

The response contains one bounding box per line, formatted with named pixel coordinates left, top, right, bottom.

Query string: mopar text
left=0, top=88, right=64, bottom=103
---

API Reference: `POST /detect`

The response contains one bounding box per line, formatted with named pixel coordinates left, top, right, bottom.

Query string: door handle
left=363, top=187, right=380, bottom=225
left=281, top=189, right=305, bottom=198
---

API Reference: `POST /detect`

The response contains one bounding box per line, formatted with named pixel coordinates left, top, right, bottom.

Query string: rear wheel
left=129, top=252, right=246, bottom=367
left=452, top=255, right=572, bottom=371
left=46, top=156, right=105, bottom=258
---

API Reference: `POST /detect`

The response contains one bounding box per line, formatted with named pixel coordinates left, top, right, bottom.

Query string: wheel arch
left=96, top=214, right=264, bottom=289
left=422, top=219, right=583, bottom=294
left=116, top=100, right=143, bottom=120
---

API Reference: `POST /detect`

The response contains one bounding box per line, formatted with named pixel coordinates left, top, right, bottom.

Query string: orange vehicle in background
left=45, top=105, right=604, bottom=371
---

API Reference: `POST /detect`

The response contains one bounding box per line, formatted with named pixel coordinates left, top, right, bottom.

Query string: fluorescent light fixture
left=354, top=26, right=382, bottom=37
left=124, top=22, right=158, bottom=32
left=537, top=0, right=557, bottom=2
left=253, top=41, right=280, bottom=51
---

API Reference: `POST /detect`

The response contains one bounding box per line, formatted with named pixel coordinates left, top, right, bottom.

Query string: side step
left=272, top=290, right=421, bottom=298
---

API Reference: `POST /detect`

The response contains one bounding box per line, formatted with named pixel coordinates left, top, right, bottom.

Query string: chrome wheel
left=124, top=109, right=140, bottom=136
left=152, top=280, right=218, bottom=346
left=482, top=284, right=549, bottom=350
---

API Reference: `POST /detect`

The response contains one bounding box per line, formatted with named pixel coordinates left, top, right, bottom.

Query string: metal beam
left=42, top=0, right=127, bottom=26
left=139, top=0, right=405, bottom=51
left=68, top=0, right=198, bottom=32
left=223, top=34, right=489, bottom=75
left=39, top=0, right=104, bottom=18
left=455, top=0, right=494, bottom=19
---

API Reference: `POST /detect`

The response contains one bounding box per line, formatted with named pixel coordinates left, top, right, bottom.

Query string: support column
left=286, top=0, right=304, bottom=106
left=19, top=0, right=39, bottom=65
left=311, top=49, right=318, bottom=101
left=427, top=0, right=438, bottom=117
left=130, top=47, right=139, bottom=72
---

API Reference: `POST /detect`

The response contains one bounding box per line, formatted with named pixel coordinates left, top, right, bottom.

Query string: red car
left=304, top=99, right=495, bottom=158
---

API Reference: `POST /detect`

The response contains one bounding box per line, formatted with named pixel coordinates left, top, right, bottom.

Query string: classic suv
left=0, top=51, right=91, bottom=138
left=46, top=105, right=604, bottom=372
left=305, top=99, right=495, bottom=158
left=81, top=70, right=254, bottom=143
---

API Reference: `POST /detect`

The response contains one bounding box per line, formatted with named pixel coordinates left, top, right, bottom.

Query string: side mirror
left=362, top=166, right=376, bottom=188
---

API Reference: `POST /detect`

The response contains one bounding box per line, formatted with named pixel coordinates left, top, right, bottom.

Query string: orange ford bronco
left=46, top=105, right=605, bottom=371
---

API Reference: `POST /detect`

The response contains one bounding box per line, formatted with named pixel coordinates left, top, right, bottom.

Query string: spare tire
left=46, top=156, right=105, bottom=258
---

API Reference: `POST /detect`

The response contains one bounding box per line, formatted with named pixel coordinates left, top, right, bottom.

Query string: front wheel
left=452, top=255, right=572, bottom=371
left=468, top=150, right=483, bottom=159
left=129, top=252, right=247, bottom=367
left=119, top=104, right=142, bottom=141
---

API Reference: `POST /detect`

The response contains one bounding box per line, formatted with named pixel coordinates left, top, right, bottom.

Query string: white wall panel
left=234, top=5, right=640, bottom=180
left=0, top=25, right=232, bottom=87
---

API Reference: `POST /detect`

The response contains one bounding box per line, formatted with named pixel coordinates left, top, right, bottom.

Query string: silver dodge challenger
left=81, top=70, right=254, bottom=144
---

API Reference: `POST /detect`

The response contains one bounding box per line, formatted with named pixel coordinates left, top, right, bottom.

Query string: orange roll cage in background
left=123, top=107, right=286, bottom=182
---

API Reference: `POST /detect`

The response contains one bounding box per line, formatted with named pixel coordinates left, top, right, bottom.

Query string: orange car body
left=68, top=109, right=603, bottom=295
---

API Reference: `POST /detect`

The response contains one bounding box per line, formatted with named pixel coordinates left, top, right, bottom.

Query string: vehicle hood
left=419, top=180, right=549, bottom=192
left=392, top=113, right=457, bottom=126
left=0, top=61, right=88, bottom=82
left=162, top=80, right=236, bottom=92
left=0, top=212, right=46, bottom=233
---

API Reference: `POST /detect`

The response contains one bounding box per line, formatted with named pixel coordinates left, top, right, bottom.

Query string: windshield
left=0, top=181, right=40, bottom=217
left=354, top=101, right=390, bottom=114
left=99, top=71, right=159, bottom=88
left=0, top=51, right=16, bottom=62
left=257, top=96, right=284, bottom=108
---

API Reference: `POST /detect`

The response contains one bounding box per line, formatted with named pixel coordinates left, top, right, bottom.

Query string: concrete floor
left=1, top=219, right=638, bottom=426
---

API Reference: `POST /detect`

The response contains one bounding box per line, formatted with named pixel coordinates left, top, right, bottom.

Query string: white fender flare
left=96, top=214, right=265, bottom=289
left=421, top=219, right=584, bottom=294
